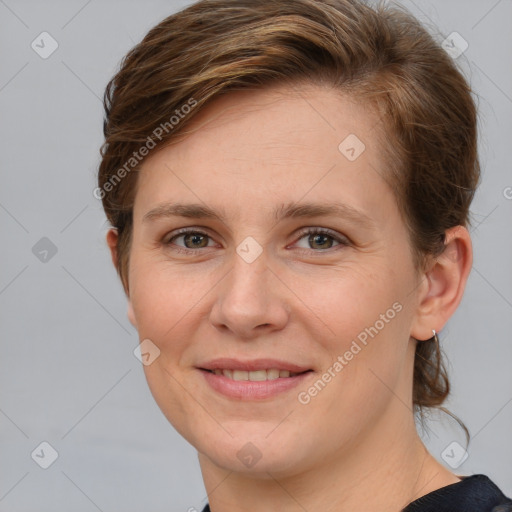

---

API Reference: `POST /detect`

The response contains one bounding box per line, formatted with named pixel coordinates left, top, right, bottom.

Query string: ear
left=410, top=225, right=473, bottom=341
left=106, top=228, right=137, bottom=329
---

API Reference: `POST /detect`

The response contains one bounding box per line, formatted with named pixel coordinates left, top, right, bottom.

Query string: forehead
left=134, top=83, right=395, bottom=225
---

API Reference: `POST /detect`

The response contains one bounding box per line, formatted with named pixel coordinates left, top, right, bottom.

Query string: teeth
left=233, top=370, right=249, bottom=381
left=211, top=368, right=301, bottom=380
left=267, top=369, right=280, bottom=380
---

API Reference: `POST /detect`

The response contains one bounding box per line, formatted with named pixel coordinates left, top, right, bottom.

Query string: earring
left=431, top=329, right=439, bottom=344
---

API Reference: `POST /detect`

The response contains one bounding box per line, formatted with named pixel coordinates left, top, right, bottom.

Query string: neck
left=198, top=398, right=457, bottom=512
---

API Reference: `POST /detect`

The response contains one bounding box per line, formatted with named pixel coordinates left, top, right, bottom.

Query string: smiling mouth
left=202, top=368, right=313, bottom=381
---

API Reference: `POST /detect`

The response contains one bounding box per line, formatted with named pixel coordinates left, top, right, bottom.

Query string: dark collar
left=200, top=474, right=512, bottom=512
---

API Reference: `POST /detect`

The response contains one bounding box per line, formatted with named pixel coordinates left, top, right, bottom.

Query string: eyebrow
left=142, top=201, right=376, bottom=230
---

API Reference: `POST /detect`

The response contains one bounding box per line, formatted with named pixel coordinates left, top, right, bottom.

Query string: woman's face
left=122, top=83, right=428, bottom=477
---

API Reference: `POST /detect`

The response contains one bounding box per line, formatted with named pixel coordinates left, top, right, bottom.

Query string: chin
left=203, top=447, right=305, bottom=479
left=194, top=426, right=315, bottom=478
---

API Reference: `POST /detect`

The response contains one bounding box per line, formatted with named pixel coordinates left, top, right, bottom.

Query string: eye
left=164, top=229, right=216, bottom=254
left=292, top=228, right=349, bottom=252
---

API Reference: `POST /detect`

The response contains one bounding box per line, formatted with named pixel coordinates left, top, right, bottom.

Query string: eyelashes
left=163, top=227, right=350, bottom=255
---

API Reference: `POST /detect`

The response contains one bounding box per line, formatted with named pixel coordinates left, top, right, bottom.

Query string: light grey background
left=1, top=0, right=511, bottom=511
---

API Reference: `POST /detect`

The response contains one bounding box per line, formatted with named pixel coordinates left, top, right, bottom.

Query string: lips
left=197, top=358, right=313, bottom=398
left=200, top=367, right=312, bottom=399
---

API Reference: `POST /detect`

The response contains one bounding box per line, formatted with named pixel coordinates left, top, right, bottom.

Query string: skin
left=107, top=83, right=472, bottom=512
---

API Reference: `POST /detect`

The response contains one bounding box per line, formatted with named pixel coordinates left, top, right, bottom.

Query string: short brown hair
left=98, top=0, right=479, bottom=443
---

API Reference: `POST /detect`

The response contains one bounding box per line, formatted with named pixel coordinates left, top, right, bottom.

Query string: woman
left=97, top=0, right=511, bottom=510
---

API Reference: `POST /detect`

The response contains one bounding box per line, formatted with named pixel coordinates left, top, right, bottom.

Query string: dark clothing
left=403, top=474, right=512, bottom=512
left=200, top=474, right=512, bottom=511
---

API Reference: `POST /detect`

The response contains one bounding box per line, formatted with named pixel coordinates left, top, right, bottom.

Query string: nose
left=209, top=247, right=290, bottom=339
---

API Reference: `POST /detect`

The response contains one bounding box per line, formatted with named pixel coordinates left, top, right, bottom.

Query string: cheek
left=293, top=263, right=403, bottom=345
left=294, top=265, right=410, bottom=407
left=129, top=255, right=207, bottom=340
left=129, top=262, right=208, bottom=440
